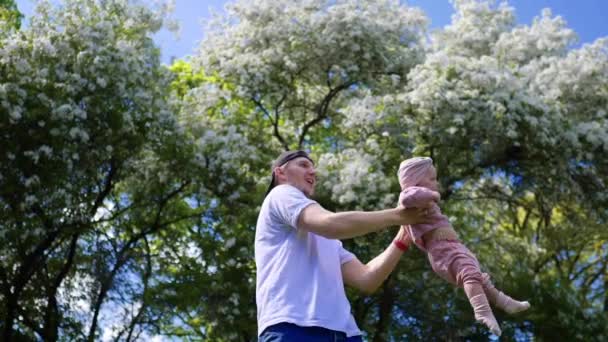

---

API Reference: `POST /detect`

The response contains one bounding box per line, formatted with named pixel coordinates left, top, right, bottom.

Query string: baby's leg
left=463, top=282, right=502, bottom=337
left=428, top=240, right=501, bottom=336
left=482, top=273, right=530, bottom=314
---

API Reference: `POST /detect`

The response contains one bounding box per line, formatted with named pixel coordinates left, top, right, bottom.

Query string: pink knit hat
left=397, top=157, right=433, bottom=189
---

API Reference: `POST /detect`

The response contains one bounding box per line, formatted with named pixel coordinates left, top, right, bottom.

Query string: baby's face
left=417, top=166, right=439, bottom=191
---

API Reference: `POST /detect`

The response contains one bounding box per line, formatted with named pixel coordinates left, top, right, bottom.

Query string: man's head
left=398, top=157, right=437, bottom=191
left=266, top=150, right=316, bottom=197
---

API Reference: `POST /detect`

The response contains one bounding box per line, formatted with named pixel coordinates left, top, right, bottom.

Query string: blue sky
left=15, top=0, right=608, bottom=64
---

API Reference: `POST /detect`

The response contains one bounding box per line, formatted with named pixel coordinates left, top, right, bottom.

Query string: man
left=255, top=150, right=430, bottom=341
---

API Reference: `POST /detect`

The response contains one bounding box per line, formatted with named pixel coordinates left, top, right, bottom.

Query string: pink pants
left=426, top=239, right=483, bottom=287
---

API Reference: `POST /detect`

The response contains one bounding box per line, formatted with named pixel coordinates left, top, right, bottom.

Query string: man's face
left=276, top=157, right=316, bottom=197
left=417, top=165, right=439, bottom=192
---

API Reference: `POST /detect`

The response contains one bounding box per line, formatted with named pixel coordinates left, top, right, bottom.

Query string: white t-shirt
left=255, top=184, right=361, bottom=337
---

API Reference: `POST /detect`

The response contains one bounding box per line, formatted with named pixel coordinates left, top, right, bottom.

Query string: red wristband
left=393, top=240, right=408, bottom=252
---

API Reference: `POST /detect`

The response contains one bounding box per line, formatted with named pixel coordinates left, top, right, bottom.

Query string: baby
left=398, top=157, right=530, bottom=336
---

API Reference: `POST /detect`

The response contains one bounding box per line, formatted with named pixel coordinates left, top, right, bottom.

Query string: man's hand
left=394, top=206, right=431, bottom=226
left=395, top=226, right=413, bottom=246
left=399, top=187, right=441, bottom=209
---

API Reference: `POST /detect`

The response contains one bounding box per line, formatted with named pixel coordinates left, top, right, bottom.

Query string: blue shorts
left=259, top=322, right=363, bottom=342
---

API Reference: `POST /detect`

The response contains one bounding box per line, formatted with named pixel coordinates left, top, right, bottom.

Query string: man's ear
left=274, top=166, right=286, bottom=182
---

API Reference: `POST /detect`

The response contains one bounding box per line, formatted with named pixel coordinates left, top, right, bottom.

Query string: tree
left=0, top=0, right=201, bottom=340
left=0, top=0, right=22, bottom=30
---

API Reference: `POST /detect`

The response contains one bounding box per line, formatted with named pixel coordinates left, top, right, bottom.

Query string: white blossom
left=225, top=237, right=236, bottom=249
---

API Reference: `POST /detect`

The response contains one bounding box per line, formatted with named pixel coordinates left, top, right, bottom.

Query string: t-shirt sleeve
left=337, top=241, right=356, bottom=265
left=268, top=185, right=317, bottom=229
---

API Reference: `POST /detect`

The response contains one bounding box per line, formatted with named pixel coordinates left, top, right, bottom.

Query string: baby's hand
left=433, top=191, right=441, bottom=203
left=430, top=190, right=441, bottom=202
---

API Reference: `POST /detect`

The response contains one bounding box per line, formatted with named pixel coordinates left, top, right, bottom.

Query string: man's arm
left=341, top=227, right=409, bottom=294
left=298, top=203, right=426, bottom=240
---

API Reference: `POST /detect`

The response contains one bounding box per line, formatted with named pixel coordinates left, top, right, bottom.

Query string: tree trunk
left=371, top=279, right=394, bottom=342
left=3, top=292, right=18, bottom=341
left=604, top=271, right=608, bottom=313
left=42, top=295, right=59, bottom=342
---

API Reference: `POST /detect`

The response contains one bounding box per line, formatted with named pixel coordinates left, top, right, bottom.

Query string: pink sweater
left=399, top=186, right=452, bottom=249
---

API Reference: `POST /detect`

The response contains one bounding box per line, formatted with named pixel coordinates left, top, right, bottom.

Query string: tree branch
left=42, top=232, right=80, bottom=341
left=297, top=81, right=354, bottom=148
left=252, top=97, right=289, bottom=150
left=124, top=237, right=153, bottom=342
left=87, top=181, right=191, bottom=341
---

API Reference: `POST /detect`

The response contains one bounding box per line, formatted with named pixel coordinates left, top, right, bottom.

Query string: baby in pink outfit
left=398, top=157, right=530, bottom=336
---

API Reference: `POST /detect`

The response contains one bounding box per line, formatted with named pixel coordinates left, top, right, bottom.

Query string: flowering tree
left=0, top=0, right=204, bottom=340
left=378, top=2, right=608, bottom=338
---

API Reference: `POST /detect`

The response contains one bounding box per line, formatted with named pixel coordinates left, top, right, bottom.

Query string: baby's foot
left=500, top=299, right=530, bottom=314
left=470, top=294, right=502, bottom=336
left=477, top=316, right=502, bottom=337
left=482, top=273, right=531, bottom=315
